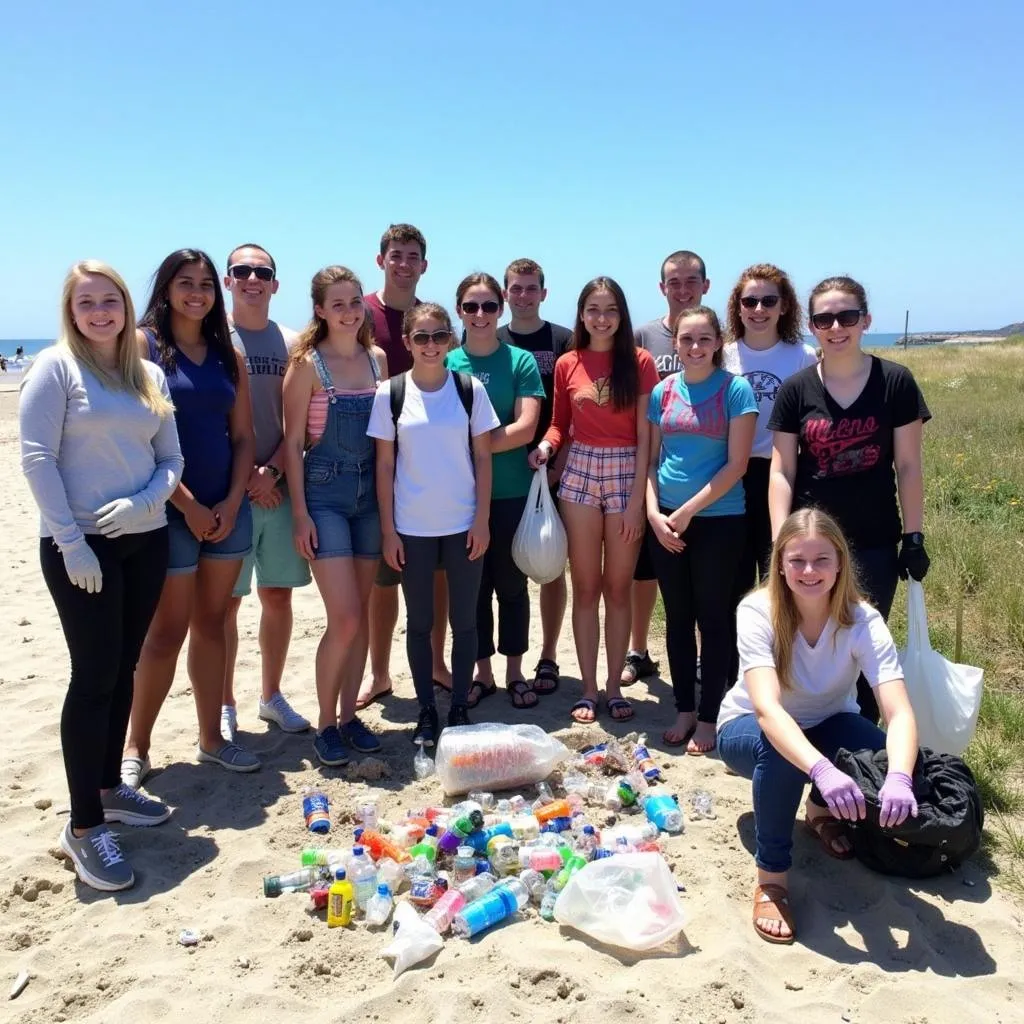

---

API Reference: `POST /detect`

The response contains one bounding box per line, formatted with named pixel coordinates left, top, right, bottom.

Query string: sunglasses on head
left=228, top=264, right=275, bottom=282
left=460, top=300, right=500, bottom=315
left=740, top=295, right=780, bottom=310
left=410, top=329, right=452, bottom=346
left=810, top=309, right=863, bottom=330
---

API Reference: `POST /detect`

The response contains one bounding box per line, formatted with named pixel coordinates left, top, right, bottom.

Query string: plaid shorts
left=559, top=442, right=637, bottom=514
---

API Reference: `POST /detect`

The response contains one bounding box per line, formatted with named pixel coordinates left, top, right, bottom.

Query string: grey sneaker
left=258, top=692, right=310, bottom=733
left=220, top=704, right=238, bottom=743
left=60, top=821, right=134, bottom=892
left=102, top=784, right=171, bottom=827
left=196, top=741, right=261, bottom=773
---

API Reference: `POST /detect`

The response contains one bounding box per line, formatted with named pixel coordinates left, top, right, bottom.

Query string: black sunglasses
left=410, top=329, right=452, bottom=346
left=460, top=300, right=500, bottom=315
left=228, top=264, right=275, bottom=282
left=810, top=309, right=863, bottom=330
left=740, top=295, right=780, bottom=310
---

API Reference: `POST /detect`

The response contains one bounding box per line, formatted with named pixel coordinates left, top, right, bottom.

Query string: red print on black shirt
left=803, top=416, right=881, bottom=478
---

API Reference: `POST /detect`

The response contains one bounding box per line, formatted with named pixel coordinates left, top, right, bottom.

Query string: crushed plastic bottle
left=456, top=872, right=498, bottom=903
left=375, top=857, right=406, bottom=893
left=414, top=739, right=435, bottom=780
left=452, top=845, right=477, bottom=885
left=689, top=789, right=716, bottom=820
left=468, top=790, right=496, bottom=811
left=364, top=883, right=393, bottom=926
left=356, top=800, right=378, bottom=831
left=518, top=867, right=547, bottom=902
left=539, top=884, right=559, bottom=922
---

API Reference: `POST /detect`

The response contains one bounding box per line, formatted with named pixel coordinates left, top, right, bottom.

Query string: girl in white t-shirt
left=367, top=303, right=499, bottom=747
left=717, top=508, right=919, bottom=945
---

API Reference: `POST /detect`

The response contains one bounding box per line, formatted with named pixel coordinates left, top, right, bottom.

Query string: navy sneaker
left=412, top=706, right=440, bottom=748
left=447, top=704, right=471, bottom=728
left=340, top=715, right=382, bottom=754
left=313, top=726, right=350, bottom=767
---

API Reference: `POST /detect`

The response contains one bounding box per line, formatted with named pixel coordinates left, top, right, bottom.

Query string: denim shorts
left=305, top=459, right=381, bottom=561
left=167, top=499, right=253, bottom=575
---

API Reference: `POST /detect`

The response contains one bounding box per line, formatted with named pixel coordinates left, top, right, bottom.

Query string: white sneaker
left=220, top=704, right=238, bottom=743
left=258, top=692, right=310, bottom=733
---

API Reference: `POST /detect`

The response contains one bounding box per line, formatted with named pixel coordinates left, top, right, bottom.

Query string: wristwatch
left=266, top=465, right=282, bottom=482
left=903, top=532, right=924, bottom=546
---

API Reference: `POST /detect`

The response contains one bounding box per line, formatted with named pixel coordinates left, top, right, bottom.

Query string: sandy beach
left=1, top=383, right=1021, bottom=1024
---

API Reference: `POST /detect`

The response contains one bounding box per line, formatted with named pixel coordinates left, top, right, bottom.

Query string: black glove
left=898, top=532, right=930, bottom=581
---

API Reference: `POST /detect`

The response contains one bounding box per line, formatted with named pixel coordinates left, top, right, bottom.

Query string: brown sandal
left=802, top=815, right=854, bottom=860
left=753, top=884, right=796, bottom=945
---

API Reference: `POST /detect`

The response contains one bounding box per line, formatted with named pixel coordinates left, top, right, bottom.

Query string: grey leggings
left=399, top=532, right=484, bottom=708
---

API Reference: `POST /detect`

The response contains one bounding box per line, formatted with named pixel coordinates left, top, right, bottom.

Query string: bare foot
left=432, top=666, right=453, bottom=690
left=805, top=799, right=853, bottom=856
left=356, top=675, right=393, bottom=710
left=570, top=695, right=598, bottom=724
left=686, top=720, right=717, bottom=755
left=663, top=711, right=696, bottom=746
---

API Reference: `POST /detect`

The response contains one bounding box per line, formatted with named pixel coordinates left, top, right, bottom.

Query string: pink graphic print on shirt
left=803, top=416, right=881, bottom=477
left=660, top=380, right=728, bottom=438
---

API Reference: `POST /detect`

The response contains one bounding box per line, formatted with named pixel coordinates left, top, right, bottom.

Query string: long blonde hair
left=60, top=260, right=173, bottom=417
left=765, top=508, right=863, bottom=690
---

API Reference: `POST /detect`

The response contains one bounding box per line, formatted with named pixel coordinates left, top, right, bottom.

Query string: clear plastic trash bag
left=512, top=468, right=568, bottom=584
left=553, top=852, right=687, bottom=951
left=899, top=580, right=983, bottom=756
left=380, top=900, right=444, bottom=978
left=435, top=722, right=570, bottom=796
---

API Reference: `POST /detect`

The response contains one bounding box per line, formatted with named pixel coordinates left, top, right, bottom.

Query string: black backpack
left=833, top=746, right=984, bottom=878
left=388, top=370, right=475, bottom=458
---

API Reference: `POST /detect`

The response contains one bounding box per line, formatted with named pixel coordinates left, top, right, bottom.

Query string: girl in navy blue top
left=123, top=249, right=258, bottom=787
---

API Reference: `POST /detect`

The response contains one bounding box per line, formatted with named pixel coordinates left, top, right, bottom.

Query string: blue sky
left=2, top=1, right=1021, bottom=337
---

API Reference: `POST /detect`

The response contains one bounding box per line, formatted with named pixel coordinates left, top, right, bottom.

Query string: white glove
left=95, top=497, right=147, bottom=538
left=62, top=541, right=103, bottom=594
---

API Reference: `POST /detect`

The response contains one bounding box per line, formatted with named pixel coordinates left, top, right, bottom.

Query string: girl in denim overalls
left=283, top=266, right=389, bottom=767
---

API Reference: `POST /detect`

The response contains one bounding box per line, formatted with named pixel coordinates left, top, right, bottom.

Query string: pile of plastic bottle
left=263, top=734, right=698, bottom=946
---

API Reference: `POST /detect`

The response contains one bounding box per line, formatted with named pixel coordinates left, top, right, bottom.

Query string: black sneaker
left=447, top=704, right=471, bottom=728
left=412, top=706, right=440, bottom=748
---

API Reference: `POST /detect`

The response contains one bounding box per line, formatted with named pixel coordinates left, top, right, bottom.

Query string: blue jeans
left=717, top=711, right=887, bottom=872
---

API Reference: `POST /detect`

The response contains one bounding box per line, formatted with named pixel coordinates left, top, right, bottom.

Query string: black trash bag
left=833, top=746, right=984, bottom=878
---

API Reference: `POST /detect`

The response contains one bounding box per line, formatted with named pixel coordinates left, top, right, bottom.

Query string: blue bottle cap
left=426, top=825, right=439, bottom=836
left=334, top=868, right=347, bottom=880
left=377, top=883, right=390, bottom=896
left=353, top=845, right=365, bottom=856
left=353, top=828, right=364, bottom=840
left=583, top=825, right=595, bottom=835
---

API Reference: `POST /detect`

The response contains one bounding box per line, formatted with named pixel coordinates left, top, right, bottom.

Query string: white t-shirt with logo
left=722, top=340, right=818, bottom=458
left=367, top=372, right=500, bottom=537
left=717, top=590, right=904, bottom=730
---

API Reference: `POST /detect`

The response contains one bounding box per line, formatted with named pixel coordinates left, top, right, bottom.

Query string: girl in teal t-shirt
left=447, top=273, right=545, bottom=710
left=645, top=307, right=757, bottom=754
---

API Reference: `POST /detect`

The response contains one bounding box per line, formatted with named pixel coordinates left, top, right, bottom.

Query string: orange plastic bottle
left=353, top=828, right=412, bottom=864
left=534, top=799, right=572, bottom=824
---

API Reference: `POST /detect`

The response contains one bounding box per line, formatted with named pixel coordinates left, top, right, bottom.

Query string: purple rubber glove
left=878, top=771, right=918, bottom=828
left=809, top=758, right=867, bottom=821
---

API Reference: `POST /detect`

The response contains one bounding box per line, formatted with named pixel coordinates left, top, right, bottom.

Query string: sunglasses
left=228, top=264, right=275, bottom=282
left=740, top=295, right=780, bottom=310
left=410, top=329, right=453, bottom=346
left=460, top=300, right=500, bottom=315
left=810, top=309, right=863, bottom=330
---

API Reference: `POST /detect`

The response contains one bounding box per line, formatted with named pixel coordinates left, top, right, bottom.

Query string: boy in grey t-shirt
left=222, top=243, right=312, bottom=741
left=625, top=250, right=710, bottom=688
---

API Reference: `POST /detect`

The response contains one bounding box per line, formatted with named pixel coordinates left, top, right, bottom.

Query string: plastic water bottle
left=574, top=824, right=599, bottom=858
left=456, top=872, right=497, bottom=903
left=633, top=733, right=663, bottom=781
left=451, top=879, right=529, bottom=938
left=468, top=790, right=496, bottom=811
left=642, top=793, right=685, bottom=834
left=508, top=794, right=528, bottom=814
left=364, top=883, right=393, bottom=926
left=539, top=884, right=559, bottom=922
left=689, top=789, right=716, bottom=820
left=356, top=800, right=378, bottom=831
left=348, top=846, right=377, bottom=911
left=423, top=887, right=467, bottom=933
left=375, top=857, right=405, bottom=893
left=414, top=739, right=435, bottom=780
left=599, top=821, right=659, bottom=849
left=301, top=847, right=351, bottom=868
left=263, top=866, right=323, bottom=897
left=452, top=845, right=477, bottom=885
left=300, top=786, right=330, bottom=834
left=518, top=868, right=547, bottom=902
left=532, top=782, right=555, bottom=809
left=510, top=813, right=541, bottom=841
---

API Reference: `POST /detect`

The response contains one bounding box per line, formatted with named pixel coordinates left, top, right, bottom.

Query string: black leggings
left=648, top=513, right=746, bottom=721
left=476, top=496, right=529, bottom=660
left=851, top=542, right=899, bottom=722
left=400, top=532, right=484, bottom=709
left=40, top=529, right=168, bottom=829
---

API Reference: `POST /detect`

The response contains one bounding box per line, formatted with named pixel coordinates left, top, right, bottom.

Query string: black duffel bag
left=833, top=746, right=984, bottom=878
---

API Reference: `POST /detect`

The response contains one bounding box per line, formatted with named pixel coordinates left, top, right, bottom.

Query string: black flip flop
left=508, top=680, right=539, bottom=709
left=466, top=679, right=498, bottom=708
left=532, top=659, right=560, bottom=696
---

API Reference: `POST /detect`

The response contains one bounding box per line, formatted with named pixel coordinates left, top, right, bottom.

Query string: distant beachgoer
left=222, top=242, right=312, bottom=745
left=625, top=250, right=710, bottom=690
left=498, top=258, right=573, bottom=696
left=448, top=272, right=545, bottom=710
left=20, top=260, right=183, bottom=892
left=368, top=302, right=499, bottom=747
left=529, top=277, right=659, bottom=725
left=16, top=345, right=25, bottom=359
left=717, top=508, right=919, bottom=944
left=283, top=266, right=389, bottom=766
left=123, top=249, right=257, bottom=786
left=0, top=355, right=7, bottom=372
left=768, top=275, right=931, bottom=722
left=645, top=307, right=757, bottom=754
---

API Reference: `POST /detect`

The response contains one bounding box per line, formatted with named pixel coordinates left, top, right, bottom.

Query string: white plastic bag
left=435, top=722, right=570, bottom=795
left=512, top=468, right=568, bottom=584
left=553, top=853, right=686, bottom=951
left=899, top=581, right=983, bottom=756
left=380, top=901, right=444, bottom=978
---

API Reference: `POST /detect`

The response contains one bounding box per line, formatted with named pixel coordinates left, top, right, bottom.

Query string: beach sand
left=0, top=386, right=1021, bottom=1024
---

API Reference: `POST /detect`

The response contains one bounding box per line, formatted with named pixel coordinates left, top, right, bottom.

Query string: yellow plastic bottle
left=327, top=868, right=354, bottom=927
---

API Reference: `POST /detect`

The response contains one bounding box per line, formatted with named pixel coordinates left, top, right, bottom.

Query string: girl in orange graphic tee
left=529, top=277, right=659, bottom=726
